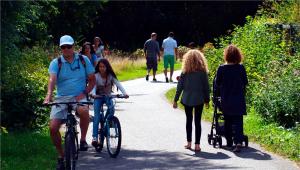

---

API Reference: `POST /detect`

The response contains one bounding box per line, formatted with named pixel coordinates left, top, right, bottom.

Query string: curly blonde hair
left=182, top=49, right=209, bottom=73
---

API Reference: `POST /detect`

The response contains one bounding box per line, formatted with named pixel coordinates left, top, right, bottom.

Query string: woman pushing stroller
left=215, top=44, right=248, bottom=152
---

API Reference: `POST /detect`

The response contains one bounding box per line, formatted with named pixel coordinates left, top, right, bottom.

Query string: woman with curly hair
left=215, top=44, right=248, bottom=152
left=173, top=49, right=210, bottom=152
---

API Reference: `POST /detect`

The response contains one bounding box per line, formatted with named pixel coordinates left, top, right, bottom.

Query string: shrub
left=177, top=46, right=190, bottom=61
left=253, top=56, right=300, bottom=128
left=1, top=46, right=50, bottom=129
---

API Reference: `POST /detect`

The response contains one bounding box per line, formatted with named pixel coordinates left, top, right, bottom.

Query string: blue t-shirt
left=89, top=54, right=98, bottom=67
left=49, top=53, right=95, bottom=97
left=162, top=37, right=177, bottom=55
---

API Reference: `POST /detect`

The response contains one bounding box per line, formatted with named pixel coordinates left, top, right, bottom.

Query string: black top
left=144, top=39, right=160, bottom=58
left=216, top=64, right=248, bottom=115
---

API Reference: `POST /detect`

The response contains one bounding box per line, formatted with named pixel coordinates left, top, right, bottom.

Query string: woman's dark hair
left=95, top=58, right=117, bottom=87
left=95, top=58, right=117, bottom=78
left=223, top=44, right=243, bottom=64
left=80, top=42, right=95, bottom=54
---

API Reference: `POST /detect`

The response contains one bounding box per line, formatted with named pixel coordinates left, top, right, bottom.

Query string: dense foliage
left=203, top=0, right=300, bottom=128
left=1, top=47, right=50, bottom=128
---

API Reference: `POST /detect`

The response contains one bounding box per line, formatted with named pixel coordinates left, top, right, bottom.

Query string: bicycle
left=44, top=101, right=93, bottom=170
left=90, top=94, right=128, bottom=158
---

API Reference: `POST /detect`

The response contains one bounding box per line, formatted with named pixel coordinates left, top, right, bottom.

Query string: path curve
left=77, top=71, right=299, bottom=170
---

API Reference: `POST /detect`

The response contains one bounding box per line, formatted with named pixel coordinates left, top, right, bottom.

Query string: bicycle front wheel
left=65, top=131, right=77, bottom=170
left=106, top=116, right=122, bottom=158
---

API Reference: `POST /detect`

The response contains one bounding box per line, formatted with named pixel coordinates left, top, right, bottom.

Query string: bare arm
left=43, top=74, right=57, bottom=104
left=175, top=48, right=178, bottom=61
left=101, top=50, right=105, bottom=58
left=144, top=45, right=147, bottom=57
left=86, top=73, right=96, bottom=93
left=76, top=73, right=96, bottom=101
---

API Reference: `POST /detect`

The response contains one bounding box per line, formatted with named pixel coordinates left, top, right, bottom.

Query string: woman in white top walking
left=93, top=36, right=106, bottom=60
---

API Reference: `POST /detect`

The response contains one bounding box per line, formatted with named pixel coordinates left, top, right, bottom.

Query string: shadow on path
left=232, top=146, right=272, bottom=160
left=77, top=148, right=238, bottom=170
left=220, top=146, right=272, bottom=160
left=150, top=80, right=167, bottom=83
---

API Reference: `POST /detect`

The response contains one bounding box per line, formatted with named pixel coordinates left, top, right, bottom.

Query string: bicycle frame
left=91, top=94, right=126, bottom=157
left=44, top=101, right=92, bottom=169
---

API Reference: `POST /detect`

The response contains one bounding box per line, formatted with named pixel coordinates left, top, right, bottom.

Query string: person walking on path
left=43, top=35, right=96, bottom=170
left=91, top=58, right=129, bottom=147
left=173, top=49, right=210, bottom=152
left=144, top=32, right=160, bottom=81
left=80, top=41, right=98, bottom=67
left=162, top=32, right=178, bottom=82
left=215, top=44, right=248, bottom=152
left=93, top=36, right=105, bottom=60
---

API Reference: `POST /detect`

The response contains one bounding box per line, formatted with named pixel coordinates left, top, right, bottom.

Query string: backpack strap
left=78, top=54, right=86, bottom=68
left=78, top=54, right=88, bottom=85
left=57, top=56, right=62, bottom=78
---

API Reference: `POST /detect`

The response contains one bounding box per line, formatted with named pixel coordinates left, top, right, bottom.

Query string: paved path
left=77, top=71, right=299, bottom=170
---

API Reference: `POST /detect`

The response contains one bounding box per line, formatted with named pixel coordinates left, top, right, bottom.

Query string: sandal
left=184, top=145, right=192, bottom=149
left=184, top=142, right=192, bottom=149
left=194, top=147, right=201, bottom=152
left=194, top=144, right=201, bottom=152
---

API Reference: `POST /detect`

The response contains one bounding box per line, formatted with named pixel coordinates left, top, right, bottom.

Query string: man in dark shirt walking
left=144, top=32, right=160, bottom=81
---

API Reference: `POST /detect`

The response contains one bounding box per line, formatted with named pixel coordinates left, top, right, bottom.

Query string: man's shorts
left=146, top=57, right=158, bottom=71
left=163, top=55, right=175, bottom=69
left=50, top=96, right=87, bottom=120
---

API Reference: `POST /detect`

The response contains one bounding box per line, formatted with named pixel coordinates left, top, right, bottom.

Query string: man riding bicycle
left=43, top=35, right=95, bottom=170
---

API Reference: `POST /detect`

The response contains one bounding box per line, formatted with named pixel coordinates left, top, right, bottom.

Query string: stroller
left=207, top=76, right=248, bottom=148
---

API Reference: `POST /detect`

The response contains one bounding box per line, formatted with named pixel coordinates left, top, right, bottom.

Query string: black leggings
left=184, top=104, right=204, bottom=144
left=224, top=115, right=244, bottom=145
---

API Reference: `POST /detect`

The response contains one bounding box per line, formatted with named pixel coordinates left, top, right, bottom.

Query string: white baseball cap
left=59, top=35, right=74, bottom=46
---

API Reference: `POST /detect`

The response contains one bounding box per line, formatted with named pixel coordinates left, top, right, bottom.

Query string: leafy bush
left=203, top=1, right=300, bottom=128
left=1, top=46, right=50, bottom=129
left=177, top=46, right=190, bottom=61
left=253, top=56, right=300, bottom=127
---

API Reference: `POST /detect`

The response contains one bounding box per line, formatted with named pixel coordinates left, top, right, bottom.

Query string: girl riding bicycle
left=91, top=58, right=129, bottom=147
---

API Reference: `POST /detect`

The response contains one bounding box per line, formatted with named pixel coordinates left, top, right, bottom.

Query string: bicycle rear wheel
left=106, top=116, right=122, bottom=158
left=65, top=131, right=77, bottom=170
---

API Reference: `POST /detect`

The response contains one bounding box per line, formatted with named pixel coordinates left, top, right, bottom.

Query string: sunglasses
left=61, top=45, right=73, bottom=49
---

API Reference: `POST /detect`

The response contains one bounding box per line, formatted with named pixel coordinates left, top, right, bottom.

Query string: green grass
left=1, top=128, right=56, bottom=170
left=244, top=108, right=300, bottom=162
left=166, top=87, right=300, bottom=162
left=117, top=60, right=182, bottom=81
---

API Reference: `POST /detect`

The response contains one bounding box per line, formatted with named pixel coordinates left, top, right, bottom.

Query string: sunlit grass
left=1, top=128, right=56, bottom=170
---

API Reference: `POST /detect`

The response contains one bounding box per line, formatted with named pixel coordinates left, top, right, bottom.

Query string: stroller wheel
left=244, top=135, right=249, bottom=147
left=218, top=136, right=222, bottom=148
left=208, top=134, right=212, bottom=145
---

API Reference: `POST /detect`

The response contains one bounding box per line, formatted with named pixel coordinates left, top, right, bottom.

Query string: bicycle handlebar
left=43, top=101, right=93, bottom=106
left=90, top=94, right=129, bottom=99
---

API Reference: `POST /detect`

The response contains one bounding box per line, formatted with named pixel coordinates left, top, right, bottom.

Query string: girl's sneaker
left=91, top=137, right=98, bottom=147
